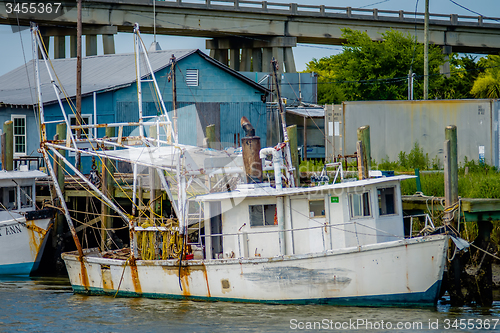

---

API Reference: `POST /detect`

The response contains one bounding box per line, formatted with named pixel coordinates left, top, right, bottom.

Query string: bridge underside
left=2, top=0, right=500, bottom=72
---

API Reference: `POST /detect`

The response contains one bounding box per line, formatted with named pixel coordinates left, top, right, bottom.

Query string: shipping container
left=334, top=99, right=500, bottom=168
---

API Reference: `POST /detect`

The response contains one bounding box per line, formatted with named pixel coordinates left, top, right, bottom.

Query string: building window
left=309, top=199, right=325, bottom=217
left=20, top=186, right=33, bottom=209
left=11, top=115, right=26, bottom=156
left=378, top=187, right=396, bottom=215
left=249, top=204, right=276, bottom=226
left=69, top=114, right=92, bottom=138
left=68, top=114, right=92, bottom=156
left=186, top=69, right=199, bottom=86
left=0, top=186, right=17, bottom=210
left=349, top=192, right=371, bottom=218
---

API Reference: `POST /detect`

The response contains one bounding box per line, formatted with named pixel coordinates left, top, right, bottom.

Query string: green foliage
left=471, top=55, right=500, bottom=98
left=433, top=54, right=483, bottom=100
left=305, top=28, right=444, bottom=103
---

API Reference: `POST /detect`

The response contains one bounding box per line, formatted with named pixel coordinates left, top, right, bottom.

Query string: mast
left=271, top=59, right=295, bottom=187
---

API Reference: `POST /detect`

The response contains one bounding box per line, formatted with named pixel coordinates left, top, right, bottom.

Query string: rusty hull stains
left=25, top=220, right=50, bottom=259
left=101, top=265, right=114, bottom=291
left=202, top=263, right=211, bottom=298
left=78, top=256, right=90, bottom=291
left=129, top=258, right=143, bottom=295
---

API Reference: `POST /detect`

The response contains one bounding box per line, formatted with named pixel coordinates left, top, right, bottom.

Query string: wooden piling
left=357, top=125, right=371, bottom=174
left=101, top=126, right=115, bottom=251
left=445, top=125, right=458, bottom=221
left=54, top=124, right=66, bottom=249
left=286, top=125, right=299, bottom=186
left=1, top=133, right=5, bottom=170
left=206, top=124, right=216, bottom=149
left=3, top=120, right=13, bottom=171
left=444, top=125, right=464, bottom=306
left=356, top=141, right=365, bottom=180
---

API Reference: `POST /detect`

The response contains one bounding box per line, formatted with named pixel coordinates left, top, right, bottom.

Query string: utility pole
left=75, top=0, right=83, bottom=169
left=423, top=0, right=429, bottom=100
left=170, top=54, right=178, bottom=144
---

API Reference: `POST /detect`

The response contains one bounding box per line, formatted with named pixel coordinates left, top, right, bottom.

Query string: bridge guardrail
left=158, top=0, right=500, bottom=27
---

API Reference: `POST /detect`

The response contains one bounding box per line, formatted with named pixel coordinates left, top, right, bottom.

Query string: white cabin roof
left=197, top=175, right=415, bottom=201
left=0, top=170, right=47, bottom=180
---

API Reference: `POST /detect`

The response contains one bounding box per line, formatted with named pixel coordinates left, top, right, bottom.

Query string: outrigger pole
left=31, top=23, right=85, bottom=258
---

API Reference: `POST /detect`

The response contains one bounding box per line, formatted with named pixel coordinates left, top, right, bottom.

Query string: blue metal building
left=0, top=49, right=269, bottom=172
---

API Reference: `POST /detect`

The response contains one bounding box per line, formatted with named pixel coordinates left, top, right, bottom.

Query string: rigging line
left=48, top=149, right=129, bottom=222
left=448, top=0, right=500, bottom=23
left=359, top=0, right=390, bottom=9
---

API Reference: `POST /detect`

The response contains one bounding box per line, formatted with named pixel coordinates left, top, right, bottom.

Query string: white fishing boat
left=0, top=169, right=53, bottom=276
left=31, top=23, right=449, bottom=307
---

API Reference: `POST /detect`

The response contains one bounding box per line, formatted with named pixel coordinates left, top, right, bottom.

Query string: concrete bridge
left=2, top=0, right=500, bottom=72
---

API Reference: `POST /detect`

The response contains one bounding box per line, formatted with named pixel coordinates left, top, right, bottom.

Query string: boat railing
left=405, top=213, right=435, bottom=238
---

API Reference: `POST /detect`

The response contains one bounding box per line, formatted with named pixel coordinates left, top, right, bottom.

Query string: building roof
left=0, top=49, right=268, bottom=107
left=286, top=107, right=324, bottom=118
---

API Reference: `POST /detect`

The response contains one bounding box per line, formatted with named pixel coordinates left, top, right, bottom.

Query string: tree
left=471, top=55, right=500, bottom=98
left=305, top=28, right=445, bottom=103
left=433, top=54, right=483, bottom=100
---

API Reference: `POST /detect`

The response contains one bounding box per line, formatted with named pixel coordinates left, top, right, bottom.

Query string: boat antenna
left=270, top=59, right=295, bottom=187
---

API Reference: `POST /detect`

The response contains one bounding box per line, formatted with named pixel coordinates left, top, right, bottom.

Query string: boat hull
left=62, top=234, right=448, bottom=307
left=0, top=212, right=53, bottom=276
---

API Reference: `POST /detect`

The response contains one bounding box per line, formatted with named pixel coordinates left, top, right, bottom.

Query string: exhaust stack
left=241, top=117, right=263, bottom=184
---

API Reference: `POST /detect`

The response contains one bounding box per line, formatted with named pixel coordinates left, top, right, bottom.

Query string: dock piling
left=3, top=120, right=13, bottom=171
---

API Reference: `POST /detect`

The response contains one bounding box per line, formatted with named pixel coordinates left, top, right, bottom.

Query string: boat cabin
left=200, top=176, right=411, bottom=259
left=0, top=170, right=45, bottom=213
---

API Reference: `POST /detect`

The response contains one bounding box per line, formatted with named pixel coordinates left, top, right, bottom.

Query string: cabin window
left=11, top=115, right=26, bottom=156
left=377, top=187, right=396, bottom=215
left=20, top=186, right=33, bottom=208
left=349, top=192, right=371, bottom=218
left=0, top=186, right=17, bottom=210
left=249, top=204, right=276, bottom=226
left=309, top=199, right=325, bottom=217
left=186, top=69, right=199, bottom=86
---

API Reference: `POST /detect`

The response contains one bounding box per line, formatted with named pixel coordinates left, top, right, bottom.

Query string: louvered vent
left=186, top=69, right=199, bottom=86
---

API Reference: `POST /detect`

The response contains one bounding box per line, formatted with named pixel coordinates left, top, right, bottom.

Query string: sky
left=0, top=0, right=499, bottom=76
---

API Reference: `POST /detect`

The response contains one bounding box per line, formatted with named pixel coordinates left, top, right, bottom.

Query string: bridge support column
left=240, top=48, right=252, bottom=71
left=207, top=36, right=297, bottom=73
left=230, top=48, right=240, bottom=70
left=103, top=34, right=115, bottom=54
left=262, top=47, right=272, bottom=72
left=70, top=36, right=77, bottom=58
left=86, top=34, right=98, bottom=56
left=54, top=36, right=66, bottom=59
left=252, top=48, right=262, bottom=72
left=440, top=45, right=452, bottom=78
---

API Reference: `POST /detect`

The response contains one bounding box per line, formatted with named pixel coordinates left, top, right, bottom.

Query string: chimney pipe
left=240, top=117, right=262, bottom=184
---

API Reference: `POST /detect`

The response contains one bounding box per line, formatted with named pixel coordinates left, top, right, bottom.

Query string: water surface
left=0, top=277, right=499, bottom=332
